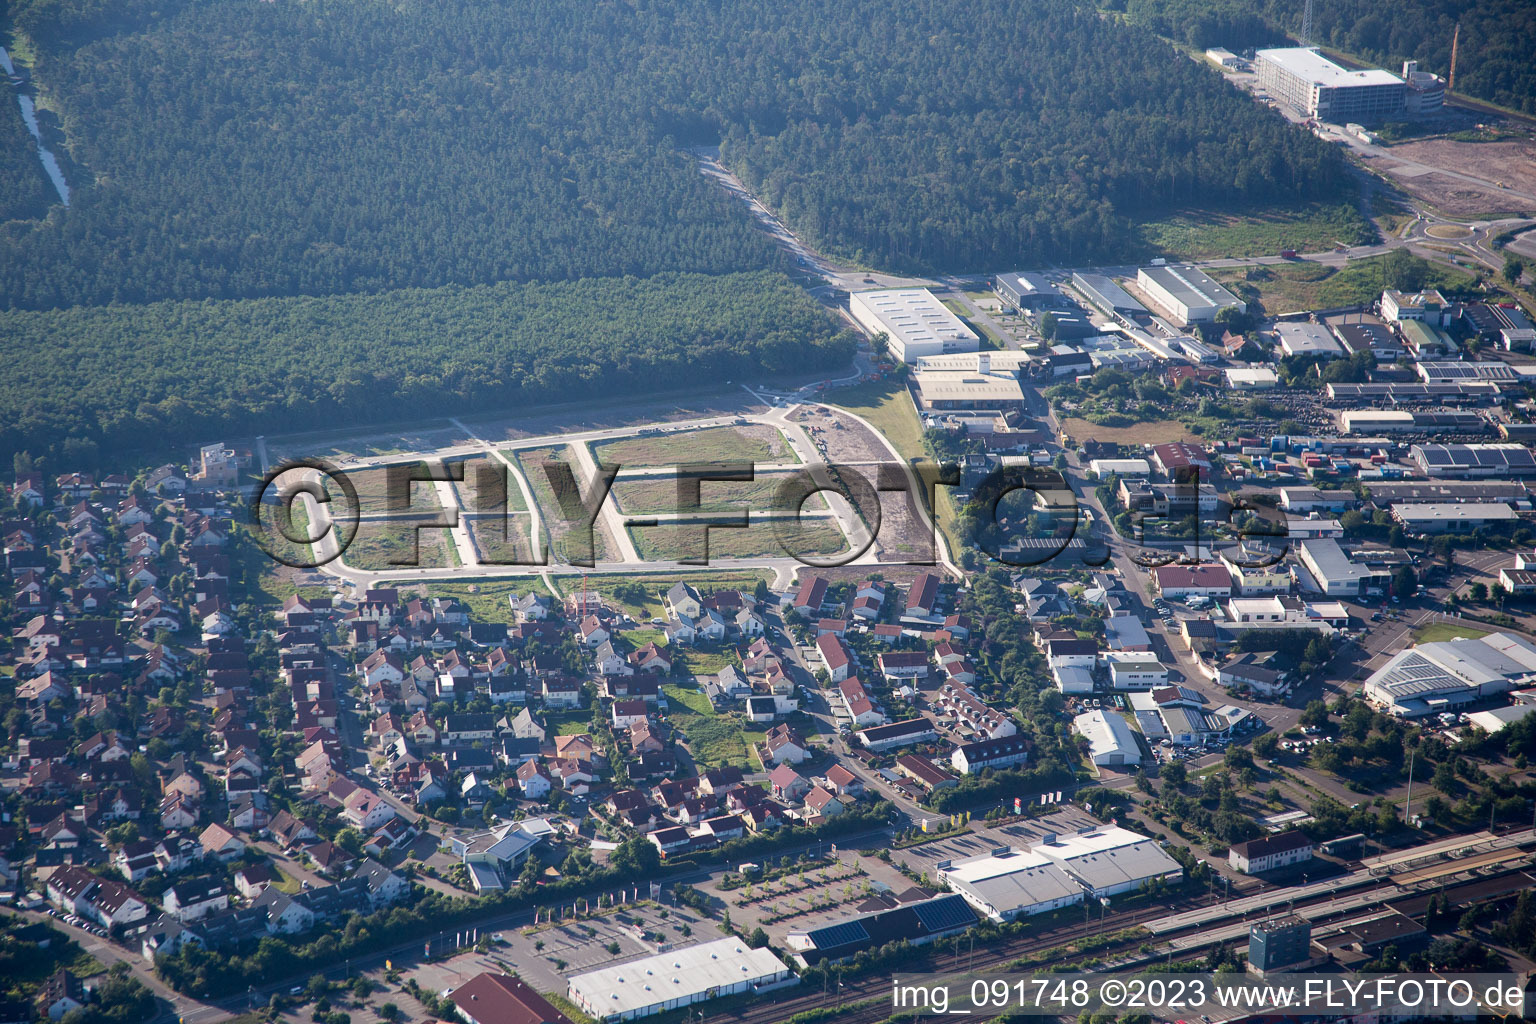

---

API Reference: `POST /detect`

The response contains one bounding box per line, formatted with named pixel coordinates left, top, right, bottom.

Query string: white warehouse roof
left=1072, top=709, right=1140, bottom=765
left=567, top=938, right=791, bottom=1020
left=1035, top=825, right=1184, bottom=896
left=1255, top=48, right=1403, bottom=89
left=849, top=288, right=979, bottom=363
left=938, top=848, right=1083, bottom=920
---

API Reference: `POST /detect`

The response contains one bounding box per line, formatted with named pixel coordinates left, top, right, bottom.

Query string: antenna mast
left=1300, top=0, right=1313, bottom=46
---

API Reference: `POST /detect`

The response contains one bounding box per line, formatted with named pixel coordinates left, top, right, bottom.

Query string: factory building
left=849, top=288, right=979, bottom=363
left=1410, top=443, right=1536, bottom=478
left=567, top=939, right=794, bottom=1021
left=1362, top=632, right=1536, bottom=718
left=914, top=358, right=1026, bottom=411
left=1034, top=826, right=1184, bottom=898
left=1255, top=48, right=1406, bottom=122
left=1390, top=502, right=1518, bottom=533
left=1275, top=322, right=1344, bottom=360
left=937, top=848, right=1085, bottom=921
left=994, top=271, right=1059, bottom=311
left=1136, top=265, right=1245, bottom=324
left=1072, top=273, right=1145, bottom=316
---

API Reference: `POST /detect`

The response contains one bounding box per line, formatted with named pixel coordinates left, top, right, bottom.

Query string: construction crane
left=1448, top=22, right=1460, bottom=93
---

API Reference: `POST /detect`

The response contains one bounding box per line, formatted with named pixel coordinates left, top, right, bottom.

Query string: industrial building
left=994, top=271, right=1059, bottom=311
left=1297, top=538, right=1390, bottom=598
left=914, top=357, right=1027, bottom=411
left=1136, top=265, right=1245, bottom=324
left=1331, top=320, right=1406, bottom=361
left=1362, top=632, right=1536, bottom=718
left=915, top=350, right=1032, bottom=373
left=783, top=890, right=976, bottom=966
left=1339, top=409, right=1486, bottom=434
left=1410, top=443, right=1536, bottom=478
left=1381, top=288, right=1451, bottom=326
left=1415, top=362, right=1518, bottom=383
left=567, top=939, right=794, bottom=1021
left=1072, top=273, right=1145, bottom=316
left=1255, top=48, right=1406, bottom=122
left=1088, top=458, right=1151, bottom=478
left=848, top=288, right=979, bottom=363
left=937, top=848, right=1085, bottom=921
left=1371, top=481, right=1530, bottom=504
left=1033, top=826, right=1184, bottom=898
left=1390, top=502, right=1518, bottom=533
left=1325, top=382, right=1502, bottom=407
left=1275, top=322, right=1344, bottom=360
left=1225, top=367, right=1279, bottom=389
left=1072, top=709, right=1141, bottom=767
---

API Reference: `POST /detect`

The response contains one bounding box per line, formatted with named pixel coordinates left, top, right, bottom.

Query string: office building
left=849, top=289, right=979, bottom=363
left=1255, top=48, right=1405, bottom=122
left=994, top=272, right=1059, bottom=311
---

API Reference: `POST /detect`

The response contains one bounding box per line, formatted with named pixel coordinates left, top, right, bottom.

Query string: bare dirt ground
left=1372, top=136, right=1536, bottom=217
left=464, top=391, right=766, bottom=444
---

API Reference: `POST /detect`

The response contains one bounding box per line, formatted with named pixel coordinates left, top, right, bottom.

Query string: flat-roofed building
left=914, top=365, right=1026, bottom=411
left=1297, top=538, right=1390, bottom=598
left=849, top=289, right=979, bottom=363
left=1332, top=320, right=1406, bottom=361
left=1276, top=322, right=1344, bottom=360
left=994, top=271, right=1059, bottom=311
left=1390, top=502, right=1518, bottom=533
left=1225, top=367, right=1279, bottom=389
left=1034, top=826, right=1184, bottom=897
left=1072, top=272, right=1145, bottom=315
left=1381, top=288, right=1450, bottom=326
left=937, top=848, right=1084, bottom=921
left=1088, top=458, right=1151, bottom=478
left=1137, top=266, right=1245, bottom=324
left=1339, top=409, right=1415, bottom=433
left=567, top=939, right=793, bottom=1021
left=1255, top=48, right=1405, bottom=122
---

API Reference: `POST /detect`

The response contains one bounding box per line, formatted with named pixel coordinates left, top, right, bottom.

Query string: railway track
left=705, top=859, right=1536, bottom=1024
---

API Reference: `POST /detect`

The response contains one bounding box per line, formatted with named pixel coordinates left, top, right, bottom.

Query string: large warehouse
left=1362, top=632, right=1536, bottom=718
left=937, top=847, right=1085, bottom=921
left=567, top=939, right=794, bottom=1020
left=1255, top=47, right=1406, bottom=122
left=1034, top=826, right=1185, bottom=898
left=1136, top=265, right=1245, bottom=324
left=1410, top=443, right=1536, bottom=478
left=848, top=288, right=979, bottom=363
left=1072, top=709, right=1141, bottom=767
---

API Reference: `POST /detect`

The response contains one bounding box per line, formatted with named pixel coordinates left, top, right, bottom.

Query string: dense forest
left=0, top=92, right=51, bottom=222
left=0, top=271, right=855, bottom=461
left=1118, top=0, right=1536, bottom=115
left=0, top=0, right=1352, bottom=308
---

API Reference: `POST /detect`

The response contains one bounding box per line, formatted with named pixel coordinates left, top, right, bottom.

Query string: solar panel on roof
left=911, top=896, right=977, bottom=933
left=807, top=921, right=870, bottom=949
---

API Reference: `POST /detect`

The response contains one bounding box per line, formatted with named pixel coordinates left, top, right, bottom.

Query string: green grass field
left=827, top=379, right=924, bottom=460
left=674, top=712, right=766, bottom=768
left=422, top=577, right=551, bottom=622
left=1413, top=622, right=1492, bottom=643
left=592, top=425, right=792, bottom=468
left=1212, top=254, right=1476, bottom=316
left=467, top=515, right=537, bottom=565
left=1137, top=201, right=1375, bottom=261
left=663, top=681, right=715, bottom=715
